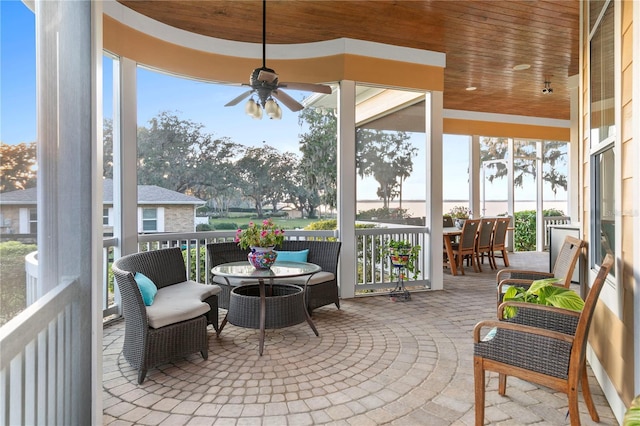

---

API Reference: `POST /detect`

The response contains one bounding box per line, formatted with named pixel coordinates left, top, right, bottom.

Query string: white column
left=337, top=80, right=357, bottom=299
left=568, top=74, right=580, bottom=221
left=633, top=0, right=640, bottom=399
left=536, top=140, right=544, bottom=251
left=507, top=138, right=515, bottom=250
left=470, top=135, right=481, bottom=217
left=426, top=91, right=444, bottom=290
left=114, top=57, right=139, bottom=257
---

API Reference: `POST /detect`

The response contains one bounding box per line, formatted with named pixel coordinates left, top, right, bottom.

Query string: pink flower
left=260, top=230, right=267, bottom=238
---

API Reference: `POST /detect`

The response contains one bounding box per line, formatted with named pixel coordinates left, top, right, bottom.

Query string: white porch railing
left=543, top=216, right=571, bottom=249
left=24, top=226, right=432, bottom=320
left=0, top=278, right=81, bottom=425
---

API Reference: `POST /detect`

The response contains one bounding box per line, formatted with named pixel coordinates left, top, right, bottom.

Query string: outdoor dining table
left=211, top=261, right=321, bottom=355
left=443, top=226, right=463, bottom=276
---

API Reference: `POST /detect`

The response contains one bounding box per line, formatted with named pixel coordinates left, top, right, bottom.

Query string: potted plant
left=384, top=240, right=421, bottom=280
left=448, top=206, right=471, bottom=229
left=501, top=277, right=584, bottom=319
left=235, top=218, right=285, bottom=269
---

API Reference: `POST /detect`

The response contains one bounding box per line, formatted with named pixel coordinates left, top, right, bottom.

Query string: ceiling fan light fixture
left=265, top=98, right=279, bottom=118
left=245, top=98, right=258, bottom=116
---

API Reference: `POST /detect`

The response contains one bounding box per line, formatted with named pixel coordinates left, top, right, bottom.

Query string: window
left=592, top=148, right=615, bottom=275
left=28, top=207, right=37, bottom=234
left=589, top=0, right=615, bottom=277
left=141, top=208, right=157, bottom=232
left=103, top=208, right=110, bottom=225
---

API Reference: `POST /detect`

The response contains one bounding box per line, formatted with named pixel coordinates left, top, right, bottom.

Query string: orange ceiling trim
left=104, top=16, right=442, bottom=90
left=444, top=118, right=570, bottom=141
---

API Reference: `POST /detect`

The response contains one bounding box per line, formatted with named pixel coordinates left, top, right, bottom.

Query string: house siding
left=581, top=0, right=636, bottom=414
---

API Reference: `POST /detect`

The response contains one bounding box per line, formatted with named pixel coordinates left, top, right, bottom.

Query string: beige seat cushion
left=146, top=281, right=221, bottom=329
left=212, top=275, right=260, bottom=286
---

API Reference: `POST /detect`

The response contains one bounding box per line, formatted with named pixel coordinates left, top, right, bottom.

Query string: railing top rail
left=0, top=278, right=79, bottom=367
left=356, top=226, right=428, bottom=236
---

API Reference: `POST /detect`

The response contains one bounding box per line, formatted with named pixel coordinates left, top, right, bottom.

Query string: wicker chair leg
left=335, top=300, right=340, bottom=309
left=474, top=357, right=485, bottom=426
left=501, top=249, right=510, bottom=267
left=581, top=363, right=599, bottom=422
left=204, top=295, right=219, bottom=333
left=138, top=369, right=147, bottom=385
left=498, top=373, right=507, bottom=395
left=201, top=349, right=208, bottom=360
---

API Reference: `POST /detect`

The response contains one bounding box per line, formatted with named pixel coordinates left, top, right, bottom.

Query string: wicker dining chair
left=474, top=253, right=614, bottom=426
left=490, top=217, right=511, bottom=268
left=444, top=218, right=481, bottom=275
left=496, top=235, right=586, bottom=307
left=207, top=240, right=342, bottom=314
left=475, top=217, right=497, bottom=271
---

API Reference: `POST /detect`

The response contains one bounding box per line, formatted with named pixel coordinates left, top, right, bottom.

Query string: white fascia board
left=443, top=109, right=570, bottom=128
left=104, top=0, right=444, bottom=67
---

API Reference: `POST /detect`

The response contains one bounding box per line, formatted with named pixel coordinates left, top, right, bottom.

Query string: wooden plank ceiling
left=117, top=0, right=579, bottom=121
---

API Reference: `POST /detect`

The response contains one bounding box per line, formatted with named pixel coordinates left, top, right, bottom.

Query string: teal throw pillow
left=134, top=272, right=158, bottom=306
left=275, top=249, right=309, bottom=263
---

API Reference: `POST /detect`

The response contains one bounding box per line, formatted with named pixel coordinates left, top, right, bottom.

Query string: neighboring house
left=0, top=179, right=205, bottom=236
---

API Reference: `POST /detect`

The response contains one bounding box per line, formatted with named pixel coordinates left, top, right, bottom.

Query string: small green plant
left=623, top=394, right=640, bottom=425
left=383, top=240, right=421, bottom=280
left=502, top=277, right=584, bottom=319
left=448, top=205, right=470, bottom=219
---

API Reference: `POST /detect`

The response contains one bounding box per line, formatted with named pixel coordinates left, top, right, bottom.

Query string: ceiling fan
left=224, top=0, right=332, bottom=119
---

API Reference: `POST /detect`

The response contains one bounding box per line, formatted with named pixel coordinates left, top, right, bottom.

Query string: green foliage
left=305, top=219, right=337, bottom=231
left=212, top=222, right=238, bottom=230
left=356, top=207, right=409, bottom=221
left=196, top=223, right=212, bottom=231
left=502, top=277, right=584, bottom=319
left=182, top=246, right=207, bottom=282
left=447, top=205, right=470, bottom=219
left=623, top=394, right=640, bottom=426
left=383, top=240, right=421, bottom=280
left=513, top=209, right=566, bottom=251
left=235, top=218, right=285, bottom=249
left=0, top=241, right=37, bottom=326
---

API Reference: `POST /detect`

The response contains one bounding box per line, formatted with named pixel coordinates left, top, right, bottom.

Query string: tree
left=235, top=145, right=295, bottom=217
left=0, top=142, right=37, bottom=192
left=103, top=119, right=114, bottom=179
left=356, top=129, right=416, bottom=209
left=298, top=108, right=338, bottom=209
left=480, top=138, right=568, bottom=194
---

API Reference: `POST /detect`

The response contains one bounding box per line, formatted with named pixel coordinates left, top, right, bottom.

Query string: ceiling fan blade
left=272, top=89, right=304, bottom=112
left=279, top=82, right=332, bottom=94
left=224, top=90, right=253, bottom=107
left=257, top=69, right=278, bottom=83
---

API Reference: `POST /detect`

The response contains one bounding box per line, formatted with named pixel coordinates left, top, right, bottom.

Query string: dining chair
left=443, top=216, right=454, bottom=227
left=490, top=217, right=511, bottom=268
left=475, top=217, right=497, bottom=272
left=445, top=218, right=481, bottom=275
left=474, top=254, right=614, bottom=426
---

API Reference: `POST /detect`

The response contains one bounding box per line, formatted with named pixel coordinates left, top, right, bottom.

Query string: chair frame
left=490, top=217, right=511, bottom=268
left=475, top=217, right=497, bottom=271
left=112, top=248, right=210, bottom=384
left=474, top=253, right=614, bottom=425
left=444, top=218, right=481, bottom=275
left=496, top=235, right=586, bottom=306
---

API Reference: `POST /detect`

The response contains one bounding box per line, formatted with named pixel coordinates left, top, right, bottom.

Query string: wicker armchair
left=474, top=253, right=613, bottom=426
left=496, top=235, right=586, bottom=307
left=207, top=240, right=341, bottom=314
left=113, top=248, right=217, bottom=384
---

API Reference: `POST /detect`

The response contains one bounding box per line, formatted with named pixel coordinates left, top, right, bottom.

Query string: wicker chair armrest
left=495, top=269, right=554, bottom=284
left=473, top=319, right=574, bottom=344
left=497, top=302, right=581, bottom=335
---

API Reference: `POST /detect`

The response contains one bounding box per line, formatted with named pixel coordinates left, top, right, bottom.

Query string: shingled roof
left=0, top=179, right=204, bottom=206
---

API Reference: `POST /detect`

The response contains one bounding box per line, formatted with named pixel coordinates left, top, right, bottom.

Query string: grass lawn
left=208, top=217, right=322, bottom=230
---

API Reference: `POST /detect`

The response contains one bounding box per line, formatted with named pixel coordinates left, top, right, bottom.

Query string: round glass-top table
left=211, top=261, right=321, bottom=355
